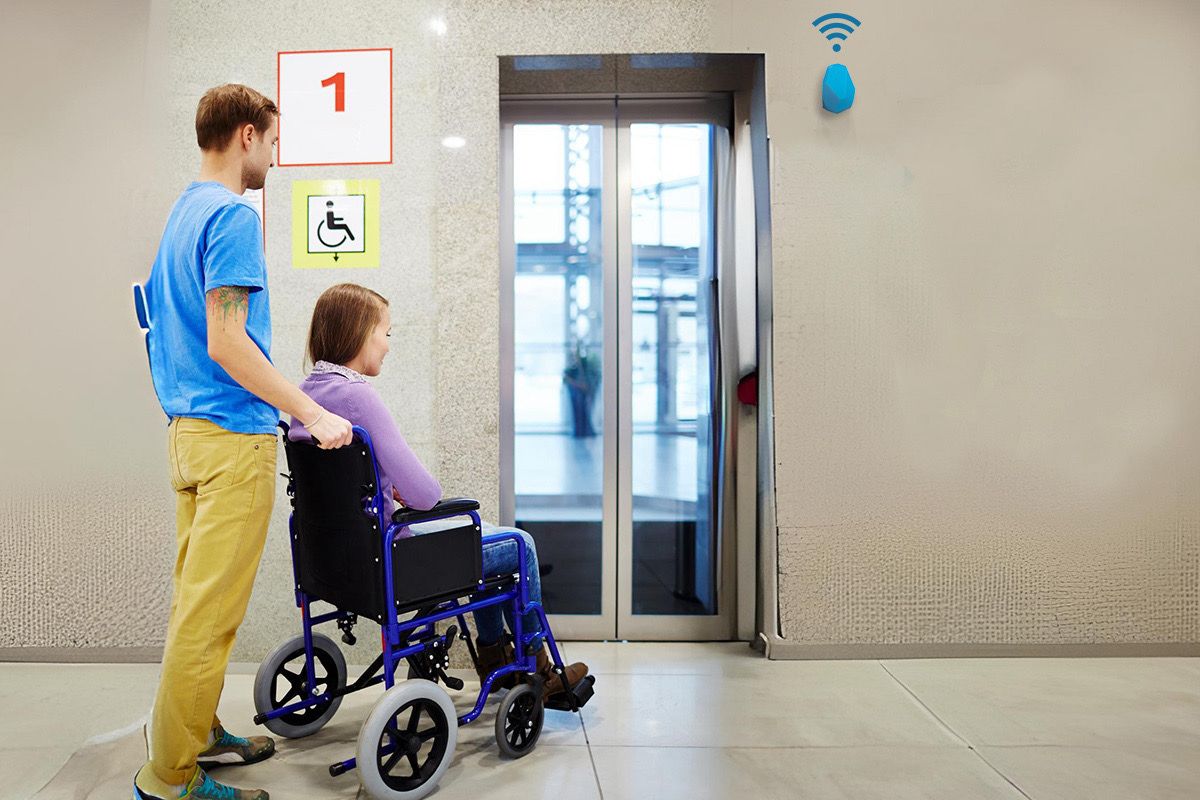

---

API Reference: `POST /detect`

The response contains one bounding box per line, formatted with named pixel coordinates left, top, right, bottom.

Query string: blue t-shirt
left=144, top=181, right=278, bottom=434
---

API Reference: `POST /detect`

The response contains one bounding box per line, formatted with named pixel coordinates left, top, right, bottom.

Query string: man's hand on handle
left=307, top=409, right=354, bottom=449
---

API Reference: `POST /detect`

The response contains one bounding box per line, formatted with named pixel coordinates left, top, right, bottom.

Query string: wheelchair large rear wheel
left=357, top=678, right=458, bottom=800
left=495, top=683, right=543, bottom=759
left=253, top=633, right=346, bottom=739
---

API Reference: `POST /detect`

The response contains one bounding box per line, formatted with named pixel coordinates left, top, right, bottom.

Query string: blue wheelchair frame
left=256, top=423, right=579, bottom=778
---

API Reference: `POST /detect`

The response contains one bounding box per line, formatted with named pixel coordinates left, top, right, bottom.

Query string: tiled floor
left=5, top=644, right=1199, bottom=799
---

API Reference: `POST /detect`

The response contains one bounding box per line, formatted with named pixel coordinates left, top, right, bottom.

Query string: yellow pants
left=148, top=417, right=277, bottom=784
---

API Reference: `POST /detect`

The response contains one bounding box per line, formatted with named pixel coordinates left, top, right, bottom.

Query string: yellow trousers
left=148, top=417, right=277, bottom=784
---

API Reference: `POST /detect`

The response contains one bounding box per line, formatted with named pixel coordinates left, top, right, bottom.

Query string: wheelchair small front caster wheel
left=495, top=682, right=543, bottom=759
left=357, top=678, right=457, bottom=800
left=253, top=633, right=346, bottom=739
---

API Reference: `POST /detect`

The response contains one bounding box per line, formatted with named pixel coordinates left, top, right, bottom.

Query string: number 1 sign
left=277, top=48, right=392, bottom=166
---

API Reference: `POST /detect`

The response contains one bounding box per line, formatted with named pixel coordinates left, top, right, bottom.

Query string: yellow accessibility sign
left=291, top=179, right=380, bottom=268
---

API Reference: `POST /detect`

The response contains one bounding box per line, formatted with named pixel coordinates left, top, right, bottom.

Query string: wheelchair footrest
left=406, top=624, right=464, bottom=690
left=545, top=674, right=595, bottom=712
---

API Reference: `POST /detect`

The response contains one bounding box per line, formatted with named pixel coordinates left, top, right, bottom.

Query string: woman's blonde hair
left=305, top=283, right=389, bottom=370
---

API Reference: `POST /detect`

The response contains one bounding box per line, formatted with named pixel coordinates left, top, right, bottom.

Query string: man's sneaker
left=133, top=767, right=269, bottom=800
left=197, top=725, right=275, bottom=769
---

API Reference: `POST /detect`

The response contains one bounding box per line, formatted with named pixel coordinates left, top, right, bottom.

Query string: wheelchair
left=252, top=421, right=595, bottom=800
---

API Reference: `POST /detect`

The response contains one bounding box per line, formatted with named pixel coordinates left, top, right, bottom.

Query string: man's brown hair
left=306, top=283, right=389, bottom=369
left=195, top=84, right=279, bottom=151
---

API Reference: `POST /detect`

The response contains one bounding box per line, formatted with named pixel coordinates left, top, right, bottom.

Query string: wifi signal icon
left=812, top=12, right=862, bottom=53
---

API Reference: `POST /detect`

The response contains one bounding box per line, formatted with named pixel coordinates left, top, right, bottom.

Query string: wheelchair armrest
left=392, top=497, right=480, bottom=526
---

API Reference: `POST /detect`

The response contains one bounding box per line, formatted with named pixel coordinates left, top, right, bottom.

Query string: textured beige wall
left=757, top=0, right=1200, bottom=646
left=1, top=0, right=178, bottom=651
left=3, top=0, right=1197, bottom=659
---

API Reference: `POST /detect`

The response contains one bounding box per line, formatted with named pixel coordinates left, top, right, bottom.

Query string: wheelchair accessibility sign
left=309, top=194, right=364, bottom=253
left=291, top=179, right=380, bottom=268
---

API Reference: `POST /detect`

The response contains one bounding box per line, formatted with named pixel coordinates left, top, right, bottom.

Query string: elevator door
left=501, top=97, right=733, bottom=640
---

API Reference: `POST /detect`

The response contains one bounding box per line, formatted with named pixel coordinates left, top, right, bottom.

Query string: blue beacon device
left=822, top=63, right=855, bottom=113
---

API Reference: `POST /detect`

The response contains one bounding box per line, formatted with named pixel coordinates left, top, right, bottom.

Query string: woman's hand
left=392, top=486, right=407, bottom=506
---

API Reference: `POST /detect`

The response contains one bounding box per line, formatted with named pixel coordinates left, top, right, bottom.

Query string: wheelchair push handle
left=277, top=420, right=372, bottom=448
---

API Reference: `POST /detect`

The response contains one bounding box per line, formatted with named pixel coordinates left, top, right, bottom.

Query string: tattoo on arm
left=207, top=286, right=250, bottom=330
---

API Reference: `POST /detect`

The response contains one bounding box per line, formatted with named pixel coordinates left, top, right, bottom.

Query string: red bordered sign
left=276, top=48, right=393, bottom=167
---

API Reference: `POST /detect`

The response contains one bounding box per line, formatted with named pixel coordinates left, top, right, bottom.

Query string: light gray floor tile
left=564, top=641, right=770, bottom=677
left=580, top=666, right=959, bottom=748
left=1, top=663, right=158, bottom=797
left=882, top=658, right=1200, bottom=748
left=6, top=746, right=78, bottom=799
left=591, top=744, right=1026, bottom=800
left=0, top=663, right=158, bottom=741
left=979, top=744, right=1200, bottom=800
left=431, top=745, right=600, bottom=800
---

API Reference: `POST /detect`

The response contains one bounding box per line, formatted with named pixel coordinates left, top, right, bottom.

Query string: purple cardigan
left=288, top=362, right=442, bottom=519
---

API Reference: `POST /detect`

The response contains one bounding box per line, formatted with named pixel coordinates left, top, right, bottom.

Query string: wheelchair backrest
left=282, top=427, right=392, bottom=622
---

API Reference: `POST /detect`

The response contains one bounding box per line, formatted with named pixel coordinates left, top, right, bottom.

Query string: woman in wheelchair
left=288, top=282, right=589, bottom=701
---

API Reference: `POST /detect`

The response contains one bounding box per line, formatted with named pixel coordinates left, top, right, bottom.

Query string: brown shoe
left=531, top=646, right=589, bottom=703
left=475, top=638, right=519, bottom=693
left=196, top=724, right=275, bottom=769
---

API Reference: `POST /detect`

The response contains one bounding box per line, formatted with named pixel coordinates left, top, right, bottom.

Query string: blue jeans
left=474, top=528, right=543, bottom=651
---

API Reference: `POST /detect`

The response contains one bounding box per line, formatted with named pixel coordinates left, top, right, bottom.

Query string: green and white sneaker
left=133, top=766, right=269, bottom=799
left=197, top=725, right=275, bottom=769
